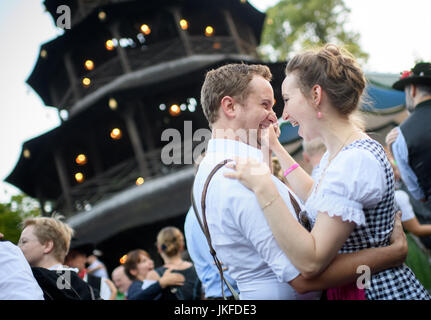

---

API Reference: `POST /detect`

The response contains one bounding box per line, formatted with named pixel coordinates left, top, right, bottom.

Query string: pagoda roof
left=31, top=0, right=265, bottom=106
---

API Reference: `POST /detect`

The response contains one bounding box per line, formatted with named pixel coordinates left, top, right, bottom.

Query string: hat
left=392, top=62, right=431, bottom=91
left=69, top=238, right=95, bottom=257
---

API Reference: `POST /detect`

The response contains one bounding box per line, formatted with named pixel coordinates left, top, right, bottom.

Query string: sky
left=0, top=0, right=430, bottom=202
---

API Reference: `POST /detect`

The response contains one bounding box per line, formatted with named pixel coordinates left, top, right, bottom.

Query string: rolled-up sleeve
left=392, top=128, right=425, bottom=200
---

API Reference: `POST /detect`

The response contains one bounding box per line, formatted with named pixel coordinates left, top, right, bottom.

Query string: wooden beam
left=110, top=23, right=132, bottom=73
left=64, top=53, right=81, bottom=103
left=170, top=7, right=193, bottom=56
left=223, top=10, right=246, bottom=55
left=53, top=150, right=74, bottom=214
left=122, top=108, right=150, bottom=177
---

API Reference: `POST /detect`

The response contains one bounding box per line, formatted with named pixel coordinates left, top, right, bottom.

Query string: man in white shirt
left=0, top=233, right=44, bottom=300
left=192, top=63, right=411, bottom=300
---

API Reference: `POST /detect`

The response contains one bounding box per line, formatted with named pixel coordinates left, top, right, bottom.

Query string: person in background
left=65, top=241, right=117, bottom=300
left=387, top=62, right=431, bottom=209
left=124, top=248, right=185, bottom=300
left=87, top=249, right=109, bottom=279
left=0, top=232, right=44, bottom=300
left=18, top=216, right=100, bottom=300
left=148, top=227, right=202, bottom=300
left=111, top=265, right=133, bottom=300
left=302, top=138, right=326, bottom=179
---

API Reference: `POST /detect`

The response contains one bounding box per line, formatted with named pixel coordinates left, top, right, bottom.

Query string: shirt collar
left=206, top=138, right=263, bottom=162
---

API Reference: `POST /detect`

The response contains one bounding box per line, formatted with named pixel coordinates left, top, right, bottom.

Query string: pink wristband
left=283, top=163, right=299, bottom=177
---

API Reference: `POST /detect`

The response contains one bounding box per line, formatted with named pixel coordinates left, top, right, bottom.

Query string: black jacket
left=31, top=267, right=101, bottom=300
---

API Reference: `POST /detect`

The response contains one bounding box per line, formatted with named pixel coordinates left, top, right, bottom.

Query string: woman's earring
left=317, top=111, right=322, bottom=119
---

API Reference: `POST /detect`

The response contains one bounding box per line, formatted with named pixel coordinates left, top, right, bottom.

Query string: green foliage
left=259, top=0, right=368, bottom=63
left=405, top=233, right=431, bottom=291
left=0, top=194, right=41, bottom=244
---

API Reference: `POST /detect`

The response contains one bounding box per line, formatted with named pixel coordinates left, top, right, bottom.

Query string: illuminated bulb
left=98, top=11, right=106, bottom=21
left=159, top=103, right=166, bottom=111
left=75, top=172, right=84, bottom=183
left=120, top=254, right=127, bottom=264
left=179, top=19, right=188, bottom=30
left=241, top=0, right=247, bottom=3
left=105, top=39, right=115, bottom=50
left=82, top=77, right=91, bottom=87
left=108, top=98, right=118, bottom=110
left=140, top=24, right=151, bottom=35
left=23, top=149, right=31, bottom=158
left=169, top=104, right=181, bottom=116
left=205, top=26, right=214, bottom=37
left=84, top=60, right=94, bottom=71
left=75, top=154, right=87, bottom=165
left=40, top=49, right=47, bottom=58
left=110, top=128, right=122, bottom=140
left=213, top=42, right=221, bottom=49
left=136, top=177, right=144, bottom=185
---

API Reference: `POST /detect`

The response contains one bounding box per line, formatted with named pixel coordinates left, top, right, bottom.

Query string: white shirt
left=395, top=189, right=416, bottom=222
left=0, top=241, right=44, bottom=300
left=87, top=259, right=109, bottom=279
left=305, top=146, right=386, bottom=226
left=193, top=138, right=320, bottom=300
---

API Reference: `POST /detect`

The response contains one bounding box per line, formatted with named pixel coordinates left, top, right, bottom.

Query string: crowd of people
left=1, top=44, right=431, bottom=300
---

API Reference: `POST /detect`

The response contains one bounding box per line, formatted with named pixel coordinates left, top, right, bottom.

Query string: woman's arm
left=271, top=142, right=314, bottom=202
left=289, top=212, right=408, bottom=293
left=403, top=217, right=431, bottom=236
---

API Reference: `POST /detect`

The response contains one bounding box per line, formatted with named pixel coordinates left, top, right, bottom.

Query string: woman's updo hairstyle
left=156, top=227, right=184, bottom=257
left=286, top=44, right=366, bottom=118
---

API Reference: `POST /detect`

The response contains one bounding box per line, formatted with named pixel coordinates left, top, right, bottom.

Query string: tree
left=0, top=194, right=40, bottom=244
left=259, top=0, right=368, bottom=63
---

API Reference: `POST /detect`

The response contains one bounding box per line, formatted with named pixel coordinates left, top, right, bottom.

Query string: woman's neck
left=163, top=255, right=183, bottom=266
left=320, top=118, right=364, bottom=159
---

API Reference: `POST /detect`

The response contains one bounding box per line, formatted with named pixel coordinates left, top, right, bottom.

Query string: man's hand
left=385, top=127, right=399, bottom=148
left=390, top=211, right=408, bottom=265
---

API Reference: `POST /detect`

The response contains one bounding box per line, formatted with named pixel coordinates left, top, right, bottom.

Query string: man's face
left=66, top=251, right=87, bottom=271
left=405, top=85, right=415, bottom=112
left=235, top=75, right=276, bottom=145
left=112, top=267, right=132, bottom=294
left=18, top=225, right=46, bottom=267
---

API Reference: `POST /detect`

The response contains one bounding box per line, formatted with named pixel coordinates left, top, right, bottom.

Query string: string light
left=140, top=24, right=151, bottom=35
left=136, top=177, right=144, bottom=185
left=105, top=39, right=115, bottom=50
left=98, top=11, right=106, bottom=21
left=75, top=154, right=87, bottom=165
left=110, top=128, right=122, bottom=140
left=205, top=26, right=214, bottom=37
left=40, top=49, right=47, bottom=58
left=75, top=172, right=84, bottom=183
left=82, top=77, right=91, bottom=87
left=179, top=19, right=188, bottom=30
left=169, top=104, right=181, bottom=116
left=84, top=60, right=94, bottom=71
left=108, top=98, right=118, bottom=110
left=23, top=149, right=31, bottom=159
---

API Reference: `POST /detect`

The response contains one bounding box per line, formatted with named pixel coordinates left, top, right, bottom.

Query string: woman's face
left=18, top=225, right=46, bottom=267
left=136, top=254, right=154, bottom=278
left=281, top=73, right=319, bottom=141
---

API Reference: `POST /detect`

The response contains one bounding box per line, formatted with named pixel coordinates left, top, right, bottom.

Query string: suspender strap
left=191, top=159, right=239, bottom=300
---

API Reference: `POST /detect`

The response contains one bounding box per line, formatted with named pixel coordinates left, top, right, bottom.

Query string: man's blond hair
left=22, top=214, right=74, bottom=263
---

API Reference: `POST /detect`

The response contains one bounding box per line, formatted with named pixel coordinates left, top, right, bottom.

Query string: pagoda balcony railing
left=53, top=137, right=198, bottom=216
left=60, top=36, right=247, bottom=111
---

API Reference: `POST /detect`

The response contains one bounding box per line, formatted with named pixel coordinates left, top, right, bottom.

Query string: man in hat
left=65, top=240, right=117, bottom=300
left=387, top=62, right=431, bottom=208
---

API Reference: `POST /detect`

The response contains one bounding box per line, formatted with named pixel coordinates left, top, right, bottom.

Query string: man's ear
left=220, top=96, right=236, bottom=119
left=43, top=240, right=54, bottom=255
left=410, top=84, right=417, bottom=98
